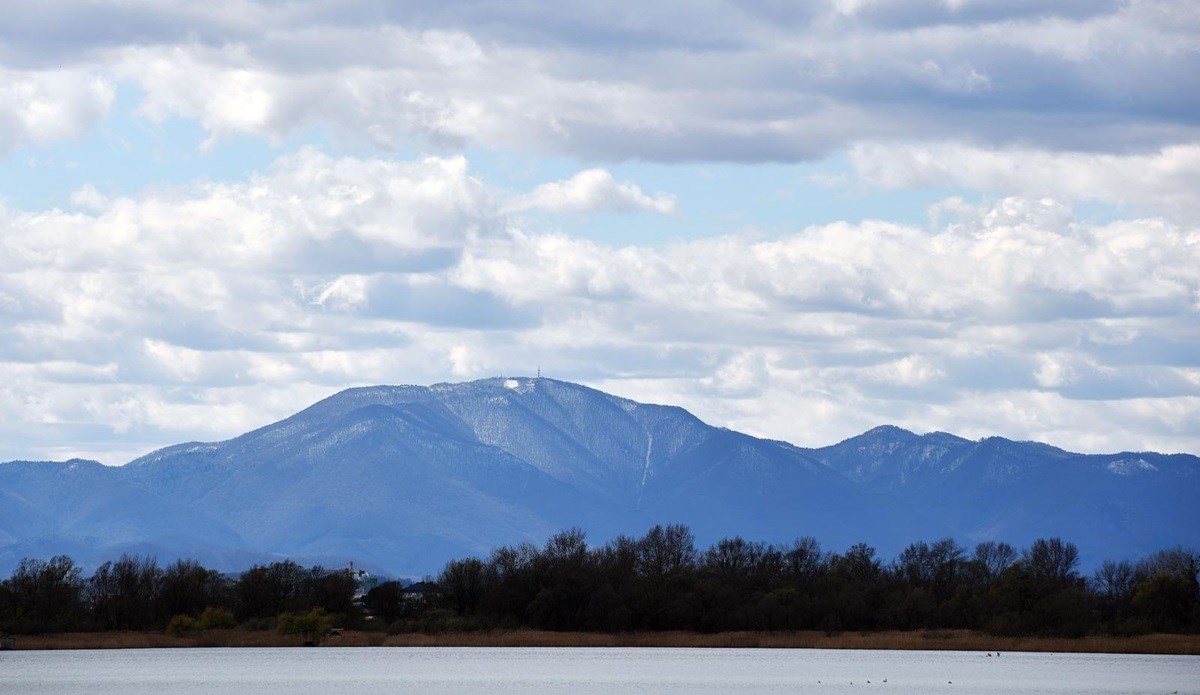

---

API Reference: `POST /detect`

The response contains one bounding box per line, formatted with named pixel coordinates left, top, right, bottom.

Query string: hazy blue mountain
left=1, top=378, right=1197, bottom=575
left=807, top=425, right=1200, bottom=566
left=114, top=377, right=927, bottom=573
left=0, top=459, right=252, bottom=572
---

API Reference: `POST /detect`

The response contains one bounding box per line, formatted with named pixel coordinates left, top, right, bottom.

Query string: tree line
left=0, top=555, right=358, bottom=635
left=413, top=527, right=1199, bottom=637
left=2, top=526, right=1197, bottom=637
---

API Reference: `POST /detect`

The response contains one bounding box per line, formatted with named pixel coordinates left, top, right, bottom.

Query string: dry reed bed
left=377, top=630, right=1200, bottom=654
left=12, top=630, right=308, bottom=650
left=11, top=630, right=1200, bottom=654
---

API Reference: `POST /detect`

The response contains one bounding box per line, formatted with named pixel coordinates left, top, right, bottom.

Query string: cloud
left=3, top=1, right=1197, bottom=159
left=312, top=275, right=369, bottom=311
left=505, top=169, right=678, bottom=215
left=453, top=194, right=1200, bottom=453
left=2, top=2, right=1197, bottom=464
left=0, top=150, right=673, bottom=460
left=68, top=183, right=108, bottom=211
left=1, top=147, right=1198, bottom=462
left=2, top=147, right=494, bottom=276
left=849, top=142, right=1200, bottom=220
left=0, top=147, right=507, bottom=399
left=458, top=197, right=1200, bottom=323
left=0, top=67, right=113, bottom=152
left=111, top=34, right=686, bottom=154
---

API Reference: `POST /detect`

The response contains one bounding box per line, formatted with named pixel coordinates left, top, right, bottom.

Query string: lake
left=2, top=647, right=1198, bottom=694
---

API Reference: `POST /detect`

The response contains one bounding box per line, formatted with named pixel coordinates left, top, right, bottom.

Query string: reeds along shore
left=11, top=629, right=1200, bottom=654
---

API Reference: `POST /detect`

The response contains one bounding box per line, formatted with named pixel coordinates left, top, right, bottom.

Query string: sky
left=1, top=0, right=1198, bottom=464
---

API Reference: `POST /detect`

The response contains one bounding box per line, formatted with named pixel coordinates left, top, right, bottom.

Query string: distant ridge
left=2, top=377, right=1197, bottom=575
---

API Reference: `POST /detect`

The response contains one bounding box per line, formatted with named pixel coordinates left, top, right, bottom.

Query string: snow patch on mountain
left=1107, top=458, right=1159, bottom=476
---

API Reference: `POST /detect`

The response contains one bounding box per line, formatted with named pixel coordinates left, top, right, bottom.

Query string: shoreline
left=8, top=629, right=1200, bottom=654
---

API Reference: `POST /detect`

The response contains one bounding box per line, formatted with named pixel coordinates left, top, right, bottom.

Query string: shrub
left=197, top=606, right=236, bottom=630
left=277, top=608, right=333, bottom=645
left=166, top=614, right=197, bottom=636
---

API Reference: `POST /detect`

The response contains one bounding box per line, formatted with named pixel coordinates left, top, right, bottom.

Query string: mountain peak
left=862, top=424, right=917, bottom=439
left=0, top=457, right=105, bottom=469
left=826, top=424, right=919, bottom=449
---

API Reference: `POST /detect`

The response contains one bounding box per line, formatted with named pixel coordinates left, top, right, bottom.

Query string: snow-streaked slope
left=117, top=377, right=898, bottom=573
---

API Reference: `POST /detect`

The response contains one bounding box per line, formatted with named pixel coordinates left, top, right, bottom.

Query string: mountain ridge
left=2, top=377, right=1197, bottom=575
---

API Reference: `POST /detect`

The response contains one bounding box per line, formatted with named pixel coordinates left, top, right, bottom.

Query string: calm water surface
left=2, top=647, right=1198, bottom=694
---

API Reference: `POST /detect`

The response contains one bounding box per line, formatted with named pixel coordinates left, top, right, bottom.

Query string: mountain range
left=2, top=377, right=1197, bottom=576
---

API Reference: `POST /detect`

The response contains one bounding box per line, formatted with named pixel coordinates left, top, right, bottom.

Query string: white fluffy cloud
left=2, top=150, right=1197, bottom=461
left=458, top=197, right=1200, bottom=322
left=3, top=147, right=493, bottom=276
left=449, top=188, right=1200, bottom=455
left=109, top=33, right=677, bottom=153
left=504, top=169, right=677, bottom=215
left=0, top=67, right=113, bottom=152
left=850, top=142, right=1200, bottom=220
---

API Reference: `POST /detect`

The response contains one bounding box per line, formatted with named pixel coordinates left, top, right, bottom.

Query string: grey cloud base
left=2, top=1, right=1198, bottom=157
